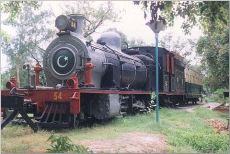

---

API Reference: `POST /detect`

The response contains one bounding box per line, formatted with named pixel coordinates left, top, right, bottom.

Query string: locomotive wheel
left=132, top=100, right=146, bottom=114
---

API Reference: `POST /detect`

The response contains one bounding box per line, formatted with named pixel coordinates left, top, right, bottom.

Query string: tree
left=195, top=2, right=229, bottom=91
left=2, top=4, right=55, bottom=87
left=197, top=28, right=229, bottom=91
left=134, top=1, right=228, bottom=34
left=1, top=71, right=11, bottom=89
left=61, top=1, right=120, bottom=39
left=0, top=1, right=40, bottom=20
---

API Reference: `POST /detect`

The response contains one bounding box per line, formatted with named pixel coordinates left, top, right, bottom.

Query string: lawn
left=1, top=106, right=229, bottom=153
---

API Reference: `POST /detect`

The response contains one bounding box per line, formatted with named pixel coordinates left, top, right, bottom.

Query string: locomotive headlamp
left=55, top=15, right=77, bottom=31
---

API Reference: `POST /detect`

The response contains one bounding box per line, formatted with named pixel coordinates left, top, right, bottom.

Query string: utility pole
left=155, top=32, right=159, bottom=122
left=146, top=2, right=166, bottom=123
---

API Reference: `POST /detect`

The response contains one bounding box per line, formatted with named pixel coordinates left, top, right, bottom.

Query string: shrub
left=213, top=89, right=225, bottom=102
left=46, top=134, right=91, bottom=153
left=205, top=88, right=228, bottom=104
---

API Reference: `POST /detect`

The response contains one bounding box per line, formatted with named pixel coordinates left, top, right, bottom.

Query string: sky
left=1, top=1, right=203, bottom=72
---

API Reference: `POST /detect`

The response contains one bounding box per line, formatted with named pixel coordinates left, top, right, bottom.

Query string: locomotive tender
left=1, top=14, right=202, bottom=128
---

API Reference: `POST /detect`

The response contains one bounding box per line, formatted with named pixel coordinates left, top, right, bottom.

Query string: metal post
left=146, top=20, right=165, bottom=124
left=155, top=33, right=159, bottom=123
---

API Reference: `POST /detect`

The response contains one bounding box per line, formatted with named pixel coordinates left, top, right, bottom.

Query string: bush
left=213, top=89, right=225, bottom=102
left=46, top=134, right=91, bottom=153
left=205, top=88, right=228, bottom=104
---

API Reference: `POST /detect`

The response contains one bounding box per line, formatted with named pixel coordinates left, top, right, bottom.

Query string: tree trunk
left=16, top=65, right=20, bottom=87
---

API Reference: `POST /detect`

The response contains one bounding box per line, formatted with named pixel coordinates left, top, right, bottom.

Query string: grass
left=1, top=106, right=229, bottom=153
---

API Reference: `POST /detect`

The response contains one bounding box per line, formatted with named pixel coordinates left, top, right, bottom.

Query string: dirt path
left=78, top=132, right=169, bottom=153
left=176, top=104, right=201, bottom=112
left=202, top=102, right=221, bottom=110
left=176, top=102, right=221, bottom=113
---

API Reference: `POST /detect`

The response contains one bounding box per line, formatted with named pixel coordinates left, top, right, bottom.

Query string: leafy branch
left=46, top=134, right=91, bottom=153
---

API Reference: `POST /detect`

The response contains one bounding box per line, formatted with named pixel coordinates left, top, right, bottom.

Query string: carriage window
left=166, top=54, right=170, bottom=73
left=171, top=56, right=174, bottom=74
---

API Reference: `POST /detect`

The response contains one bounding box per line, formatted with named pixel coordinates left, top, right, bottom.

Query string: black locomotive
left=1, top=14, right=203, bottom=129
left=43, top=14, right=202, bottom=120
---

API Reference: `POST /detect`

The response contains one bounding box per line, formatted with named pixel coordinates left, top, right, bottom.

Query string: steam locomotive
left=1, top=14, right=202, bottom=129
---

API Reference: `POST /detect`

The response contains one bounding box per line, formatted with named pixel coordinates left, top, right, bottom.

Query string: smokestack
left=68, top=14, right=85, bottom=36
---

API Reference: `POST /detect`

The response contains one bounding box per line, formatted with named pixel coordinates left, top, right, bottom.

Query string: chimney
left=68, top=14, right=85, bottom=36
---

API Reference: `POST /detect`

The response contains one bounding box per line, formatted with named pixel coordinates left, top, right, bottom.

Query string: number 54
left=53, top=92, right=62, bottom=100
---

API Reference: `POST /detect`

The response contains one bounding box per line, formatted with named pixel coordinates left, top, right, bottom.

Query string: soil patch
left=176, top=104, right=201, bottom=112
left=213, top=105, right=229, bottom=113
left=202, top=103, right=220, bottom=110
left=206, top=119, right=228, bottom=134
left=78, top=132, right=169, bottom=153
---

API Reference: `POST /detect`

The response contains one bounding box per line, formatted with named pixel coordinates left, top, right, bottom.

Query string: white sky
left=1, top=1, right=203, bottom=72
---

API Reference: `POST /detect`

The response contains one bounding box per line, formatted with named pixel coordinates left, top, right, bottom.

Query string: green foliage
left=1, top=71, right=10, bottom=89
left=138, top=1, right=229, bottom=34
left=47, top=134, right=91, bottom=153
left=1, top=68, right=29, bottom=89
left=2, top=4, right=54, bottom=87
left=213, top=89, right=225, bottom=102
left=182, top=132, right=228, bottom=153
left=162, top=1, right=228, bottom=34
left=205, top=88, right=228, bottom=104
left=0, top=1, right=40, bottom=20
left=168, top=128, right=229, bottom=153
left=197, top=1, right=228, bottom=33
left=0, top=30, right=11, bottom=43
left=161, top=108, right=229, bottom=153
left=197, top=29, right=229, bottom=91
